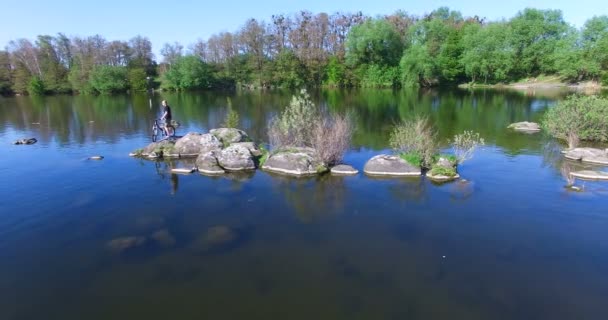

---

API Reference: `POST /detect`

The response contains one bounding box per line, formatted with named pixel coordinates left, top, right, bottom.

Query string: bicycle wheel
left=152, top=124, right=158, bottom=142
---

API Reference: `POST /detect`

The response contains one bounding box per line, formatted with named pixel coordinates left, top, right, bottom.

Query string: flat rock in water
left=363, top=154, right=421, bottom=176
left=262, top=147, right=324, bottom=176
left=331, top=164, right=359, bottom=175
left=217, top=143, right=257, bottom=171
left=564, top=148, right=608, bottom=164
left=88, top=156, right=104, bottom=160
left=570, top=170, right=608, bottom=180
left=172, top=132, right=223, bottom=157
left=427, top=172, right=460, bottom=182
left=507, top=121, right=541, bottom=132
left=13, top=138, right=37, bottom=145
left=171, top=168, right=196, bottom=174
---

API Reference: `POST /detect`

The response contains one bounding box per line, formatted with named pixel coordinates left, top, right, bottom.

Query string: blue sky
left=1, top=0, right=606, bottom=58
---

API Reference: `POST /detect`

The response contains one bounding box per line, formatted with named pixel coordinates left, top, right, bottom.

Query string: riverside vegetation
left=3, top=7, right=608, bottom=96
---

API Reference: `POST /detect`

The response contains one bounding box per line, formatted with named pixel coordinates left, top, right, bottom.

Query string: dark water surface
left=1, top=89, right=607, bottom=320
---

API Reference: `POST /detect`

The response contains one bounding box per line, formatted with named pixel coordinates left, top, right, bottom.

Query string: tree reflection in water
left=272, top=174, right=348, bottom=223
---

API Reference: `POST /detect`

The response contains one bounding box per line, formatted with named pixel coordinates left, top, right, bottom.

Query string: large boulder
left=262, top=147, right=325, bottom=176
left=564, top=148, right=608, bottom=164
left=217, top=143, right=257, bottom=171
left=363, top=155, right=421, bottom=176
left=196, top=151, right=225, bottom=175
left=508, top=121, right=541, bottom=132
left=210, top=128, right=250, bottom=145
left=172, top=132, right=223, bottom=157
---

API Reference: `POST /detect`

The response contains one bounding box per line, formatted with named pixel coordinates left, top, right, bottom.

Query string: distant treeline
left=1, top=7, right=607, bottom=95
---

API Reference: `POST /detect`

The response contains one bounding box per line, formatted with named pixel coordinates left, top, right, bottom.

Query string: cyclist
left=160, top=100, right=173, bottom=136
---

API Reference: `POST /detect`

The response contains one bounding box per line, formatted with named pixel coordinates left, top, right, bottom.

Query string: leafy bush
left=268, top=89, right=354, bottom=165
left=90, top=65, right=128, bottom=94
left=268, top=89, right=319, bottom=148
left=222, top=97, right=239, bottom=128
left=27, top=76, right=45, bottom=95
left=389, top=117, right=437, bottom=167
left=258, top=144, right=270, bottom=167
left=452, top=131, right=485, bottom=163
left=542, top=95, right=608, bottom=148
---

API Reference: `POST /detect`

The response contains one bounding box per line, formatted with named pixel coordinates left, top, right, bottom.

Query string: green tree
left=161, top=55, right=214, bottom=90
left=89, top=65, right=128, bottom=94
left=346, top=19, right=404, bottom=67
left=0, top=51, right=12, bottom=95
left=128, top=67, right=148, bottom=91
left=27, top=76, right=45, bottom=95
left=461, top=22, right=514, bottom=83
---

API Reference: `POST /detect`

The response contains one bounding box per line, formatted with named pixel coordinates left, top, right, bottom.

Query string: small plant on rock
left=389, top=116, right=437, bottom=167
left=222, top=97, right=240, bottom=128
left=452, top=131, right=485, bottom=164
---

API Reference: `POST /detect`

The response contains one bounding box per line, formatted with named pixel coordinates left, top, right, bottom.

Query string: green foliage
left=461, top=22, right=513, bottom=83
left=162, top=55, right=214, bottom=90
left=90, top=65, right=128, bottom=94
left=451, top=131, right=485, bottom=163
left=128, top=68, right=149, bottom=91
left=390, top=117, right=437, bottom=167
left=258, top=144, right=269, bottom=167
left=27, top=76, right=45, bottom=95
left=222, top=97, right=240, bottom=128
left=399, top=152, right=423, bottom=167
left=324, top=56, right=346, bottom=87
left=346, top=19, right=404, bottom=67
left=359, top=65, right=400, bottom=88
left=270, top=50, right=306, bottom=88
left=542, top=95, right=608, bottom=145
left=269, top=89, right=319, bottom=148
left=429, top=165, right=458, bottom=177
left=400, top=44, right=435, bottom=87
left=68, top=63, right=94, bottom=94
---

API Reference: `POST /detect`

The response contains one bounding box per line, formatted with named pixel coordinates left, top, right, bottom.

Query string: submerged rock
left=194, top=225, right=238, bottom=252
left=363, top=155, right=421, bottom=176
left=151, top=229, right=176, bottom=248
left=507, top=121, right=541, bottom=132
left=262, top=147, right=325, bottom=176
left=88, top=156, right=104, bottom=160
left=106, top=236, right=147, bottom=253
left=13, top=138, right=37, bottom=145
left=330, top=164, right=359, bottom=175
left=210, top=128, right=250, bottom=145
left=427, top=171, right=460, bottom=182
left=564, top=148, right=608, bottom=165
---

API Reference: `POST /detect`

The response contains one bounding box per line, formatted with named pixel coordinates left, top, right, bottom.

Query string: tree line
left=1, top=7, right=607, bottom=95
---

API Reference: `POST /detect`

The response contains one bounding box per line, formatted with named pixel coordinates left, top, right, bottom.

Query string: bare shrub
left=560, top=162, right=576, bottom=187
left=312, top=113, right=354, bottom=166
left=389, top=117, right=437, bottom=167
left=452, top=131, right=485, bottom=164
left=268, top=89, right=354, bottom=165
left=566, top=132, right=579, bottom=150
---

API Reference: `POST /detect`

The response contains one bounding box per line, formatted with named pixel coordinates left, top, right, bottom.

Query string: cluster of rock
left=363, top=154, right=459, bottom=182
left=131, top=128, right=359, bottom=177
left=131, top=128, right=261, bottom=175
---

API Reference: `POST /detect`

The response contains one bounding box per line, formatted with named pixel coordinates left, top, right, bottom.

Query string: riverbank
left=458, top=76, right=606, bottom=91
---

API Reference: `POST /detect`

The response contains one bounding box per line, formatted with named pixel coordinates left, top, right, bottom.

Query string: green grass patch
left=399, top=152, right=422, bottom=167
left=429, top=165, right=457, bottom=177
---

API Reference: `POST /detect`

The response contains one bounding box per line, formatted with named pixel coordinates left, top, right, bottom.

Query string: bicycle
left=151, top=119, right=177, bottom=142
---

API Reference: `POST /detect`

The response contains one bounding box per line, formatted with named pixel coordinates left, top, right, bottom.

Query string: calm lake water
left=1, top=88, right=607, bottom=320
